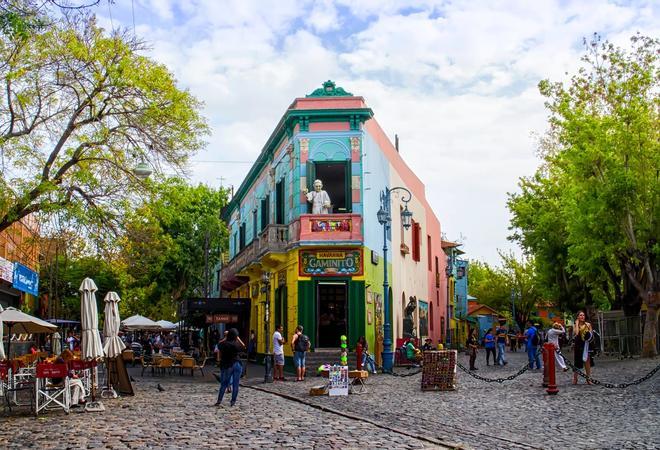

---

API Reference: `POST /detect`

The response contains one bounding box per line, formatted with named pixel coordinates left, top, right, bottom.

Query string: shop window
left=307, top=161, right=351, bottom=213
left=411, top=221, right=421, bottom=262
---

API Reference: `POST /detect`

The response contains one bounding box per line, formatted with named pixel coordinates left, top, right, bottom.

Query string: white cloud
left=91, top=0, right=657, bottom=265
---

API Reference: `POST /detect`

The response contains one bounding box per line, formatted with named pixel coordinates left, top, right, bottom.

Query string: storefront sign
left=0, top=257, right=13, bottom=283
left=12, top=262, right=38, bottom=296
left=328, top=365, right=349, bottom=396
left=299, top=249, right=363, bottom=277
left=205, top=314, right=239, bottom=324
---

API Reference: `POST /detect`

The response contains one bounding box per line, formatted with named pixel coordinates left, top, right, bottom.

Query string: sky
left=90, top=0, right=657, bottom=266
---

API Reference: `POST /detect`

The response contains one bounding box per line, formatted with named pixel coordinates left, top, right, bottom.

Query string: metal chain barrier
left=558, top=349, right=660, bottom=388
left=456, top=359, right=532, bottom=383
left=455, top=347, right=542, bottom=383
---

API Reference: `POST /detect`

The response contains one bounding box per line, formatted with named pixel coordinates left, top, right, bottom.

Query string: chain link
left=455, top=347, right=542, bottom=383
left=558, top=349, right=660, bottom=388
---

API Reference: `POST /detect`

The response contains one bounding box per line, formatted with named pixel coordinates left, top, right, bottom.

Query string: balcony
left=293, top=213, right=363, bottom=243
left=221, top=213, right=363, bottom=290
left=220, top=224, right=289, bottom=290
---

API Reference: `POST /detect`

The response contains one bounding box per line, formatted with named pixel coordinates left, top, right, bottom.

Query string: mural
left=419, top=300, right=429, bottom=338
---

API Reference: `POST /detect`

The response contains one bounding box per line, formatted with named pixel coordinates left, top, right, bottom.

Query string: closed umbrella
left=80, top=278, right=103, bottom=360
left=0, top=304, right=5, bottom=360
left=102, top=292, right=125, bottom=358
left=52, top=332, right=62, bottom=355
left=80, top=278, right=104, bottom=411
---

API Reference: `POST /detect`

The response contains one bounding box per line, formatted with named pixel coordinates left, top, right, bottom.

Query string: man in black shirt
left=215, top=328, right=245, bottom=406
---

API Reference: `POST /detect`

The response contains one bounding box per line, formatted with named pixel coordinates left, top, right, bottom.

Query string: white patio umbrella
left=80, top=278, right=104, bottom=360
left=0, top=304, right=5, bottom=360
left=156, top=320, right=177, bottom=330
left=0, top=307, right=57, bottom=357
left=121, top=314, right=161, bottom=331
left=103, top=292, right=125, bottom=358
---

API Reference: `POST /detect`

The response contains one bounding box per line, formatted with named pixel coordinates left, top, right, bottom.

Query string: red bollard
left=542, top=345, right=549, bottom=387
left=544, top=343, right=559, bottom=395
left=356, top=342, right=363, bottom=370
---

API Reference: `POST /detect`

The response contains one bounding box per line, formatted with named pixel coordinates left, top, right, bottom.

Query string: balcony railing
left=220, top=224, right=289, bottom=289
left=221, top=214, right=363, bottom=289
left=295, top=213, right=363, bottom=242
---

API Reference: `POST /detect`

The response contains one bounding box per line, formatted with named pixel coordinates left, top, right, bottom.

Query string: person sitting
left=51, top=350, right=87, bottom=406
left=405, top=339, right=423, bottom=365
left=421, top=338, right=434, bottom=351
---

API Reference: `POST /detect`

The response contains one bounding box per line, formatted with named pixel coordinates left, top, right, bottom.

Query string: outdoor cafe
left=0, top=278, right=132, bottom=416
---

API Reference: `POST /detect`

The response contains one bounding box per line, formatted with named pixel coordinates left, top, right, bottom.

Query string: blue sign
left=12, top=262, right=39, bottom=296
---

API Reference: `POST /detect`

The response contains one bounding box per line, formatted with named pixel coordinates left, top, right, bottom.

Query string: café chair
left=35, top=363, right=70, bottom=416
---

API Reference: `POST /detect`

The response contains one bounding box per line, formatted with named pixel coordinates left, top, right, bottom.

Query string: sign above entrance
left=299, top=249, right=363, bottom=277
left=205, top=314, right=239, bottom=324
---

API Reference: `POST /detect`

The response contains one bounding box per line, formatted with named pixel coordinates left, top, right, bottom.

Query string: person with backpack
left=524, top=320, right=542, bottom=370
left=291, top=325, right=310, bottom=382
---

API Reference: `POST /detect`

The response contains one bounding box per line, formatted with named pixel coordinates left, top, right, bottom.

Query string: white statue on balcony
left=303, top=179, right=332, bottom=214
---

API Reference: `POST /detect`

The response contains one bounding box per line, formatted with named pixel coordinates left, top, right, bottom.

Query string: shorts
left=274, top=353, right=285, bottom=366
left=293, top=351, right=306, bottom=368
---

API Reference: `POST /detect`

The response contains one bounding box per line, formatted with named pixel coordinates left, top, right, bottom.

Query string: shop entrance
left=317, top=281, right=347, bottom=348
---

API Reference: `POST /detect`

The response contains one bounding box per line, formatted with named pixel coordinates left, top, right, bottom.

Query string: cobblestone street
left=1, top=351, right=658, bottom=449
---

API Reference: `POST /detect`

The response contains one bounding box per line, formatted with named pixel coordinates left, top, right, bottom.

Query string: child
left=547, top=322, right=568, bottom=371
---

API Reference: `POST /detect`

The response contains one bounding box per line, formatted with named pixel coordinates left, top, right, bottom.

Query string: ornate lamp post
left=445, top=255, right=453, bottom=348
left=261, top=272, right=273, bottom=383
left=377, top=187, right=413, bottom=372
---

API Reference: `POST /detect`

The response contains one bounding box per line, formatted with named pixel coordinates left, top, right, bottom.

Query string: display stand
left=421, top=350, right=457, bottom=391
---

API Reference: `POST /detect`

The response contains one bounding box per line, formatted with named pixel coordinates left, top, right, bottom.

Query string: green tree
left=0, top=10, right=208, bottom=235
left=118, top=178, right=229, bottom=319
left=469, top=253, right=544, bottom=331
left=467, top=260, right=509, bottom=311
left=509, top=34, right=659, bottom=357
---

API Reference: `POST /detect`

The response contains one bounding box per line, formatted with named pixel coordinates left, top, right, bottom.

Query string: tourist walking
left=524, top=321, right=542, bottom=370
left=547, top=322, right=568, bottom=371
left=215, top=328, right=244, bottom=407
left=273, top=324, right=286, bottom=381
left=291, top=325, right=310, bottom=381
left=572, top=311, right=593, bottom=385
left=496, top=324, right=509, bottom=366
left=467, top=328, right=479, bottom=370
left=484, top=329, right=496, bottom=366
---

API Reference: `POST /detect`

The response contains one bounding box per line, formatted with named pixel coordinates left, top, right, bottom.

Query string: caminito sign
left=299, top=249, right=363, bottom=277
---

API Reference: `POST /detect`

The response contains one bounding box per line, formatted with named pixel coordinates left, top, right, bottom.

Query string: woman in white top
left=547, top=322, right=568, bottom=371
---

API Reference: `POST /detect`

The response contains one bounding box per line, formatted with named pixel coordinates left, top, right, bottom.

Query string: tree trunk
left=641, top=290, right=659, bottom=358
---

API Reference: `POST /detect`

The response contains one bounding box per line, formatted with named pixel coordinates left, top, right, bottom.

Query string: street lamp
left=261, top=272, right=273, bottom=383
left=377, top=186, right=413, bottom=373
left=445, top=255, right=453, bottom=348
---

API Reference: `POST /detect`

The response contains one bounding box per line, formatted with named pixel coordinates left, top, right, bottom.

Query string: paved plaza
left=1, top=351, right=658, bottom=449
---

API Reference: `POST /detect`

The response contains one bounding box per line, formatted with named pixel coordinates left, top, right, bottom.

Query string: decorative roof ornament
left=307, top=80, right=353, bottom=97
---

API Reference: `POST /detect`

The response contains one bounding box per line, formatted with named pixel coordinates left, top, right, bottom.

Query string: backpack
left=295, top=334, right=310, bottom=352
left=531, top=330, right=541, bottom=346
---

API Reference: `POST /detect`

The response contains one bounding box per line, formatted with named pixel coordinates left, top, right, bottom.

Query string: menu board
left=421, top=350, right=457, bottom=391
left=328, top=365, right=349, bottom=396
